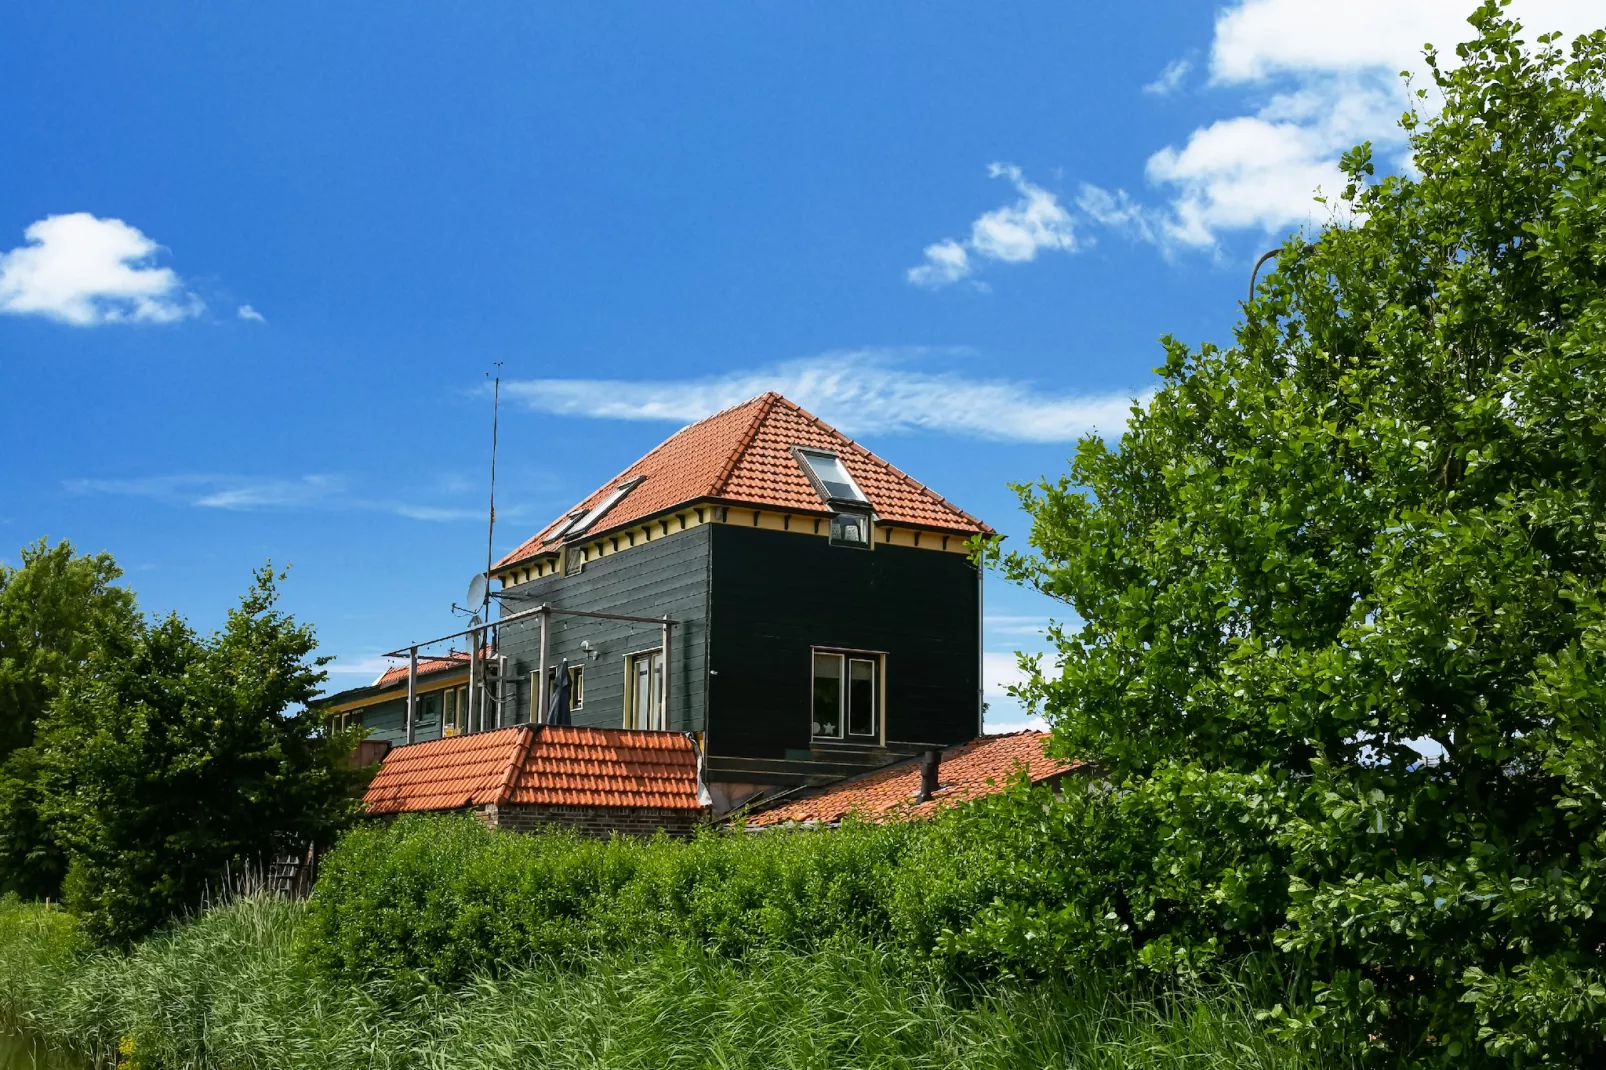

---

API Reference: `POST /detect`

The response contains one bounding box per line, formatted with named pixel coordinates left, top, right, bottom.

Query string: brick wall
left=477, top=802, right=707, bottom=838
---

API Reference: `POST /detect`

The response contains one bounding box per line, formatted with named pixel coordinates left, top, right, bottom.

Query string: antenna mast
left=476, top=363, right=503, bottom=732
left=484, top=363, right=502, bottom=609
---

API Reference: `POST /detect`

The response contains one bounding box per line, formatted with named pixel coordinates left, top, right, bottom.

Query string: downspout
left=976, top=560, right=985, bottom=738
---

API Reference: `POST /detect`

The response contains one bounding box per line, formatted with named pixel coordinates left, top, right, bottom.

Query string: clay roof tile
left=363, top=725, right=704, bottom=815
left=744, top=731, right=1080, bottom=828
left=495, top=393, right=991, bottom=569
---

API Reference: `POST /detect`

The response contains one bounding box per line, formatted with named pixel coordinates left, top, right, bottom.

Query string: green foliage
left=0, top=894, right=1323, bottom=1070
left=0, top=541, right=138, bottom=900
left=301, top=787, right=1302, bottom=993
left=302, top=811, right=925, bottom=989
left=33, top=566, right=367, bottom=945
left=986, top=4, right=1606, bottom=1065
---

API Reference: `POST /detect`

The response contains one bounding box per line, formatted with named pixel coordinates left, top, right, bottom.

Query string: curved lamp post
left=1248, top=243, right=1317, bottom=305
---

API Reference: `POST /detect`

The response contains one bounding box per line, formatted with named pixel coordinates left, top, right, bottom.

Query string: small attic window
left=795, top=449, right=866, bottom=505
left=567, top=476, right=646, bottom=538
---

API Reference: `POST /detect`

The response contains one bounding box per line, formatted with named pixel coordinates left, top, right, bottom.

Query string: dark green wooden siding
left=706, top=524, right=980, bottom=760
left=348, top=691, right=441, bottom=746
left=497, top=524, right=711, bottom=732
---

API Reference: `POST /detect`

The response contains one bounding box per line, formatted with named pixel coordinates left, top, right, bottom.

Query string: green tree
left=990, top=5, right=1606, bottom=1065
left=0, top=540, right=138, bottom=899
left=37, top=565, right=366, bottom=944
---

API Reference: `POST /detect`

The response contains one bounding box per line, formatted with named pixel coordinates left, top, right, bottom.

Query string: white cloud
left=65, top=474, right=484, bottom=521
left=983, top=650, right=1032, bottom=697
left=981, top=649, right=1050, bottom=734
left=907, top=164, right=1077, bottom=288
left=1143, top=57, right=1192, bottom=96
left=0, top=213, right=201, bottom=325
left=1139, top=0, right=1603, bottom=247
left=237, top=304, right=265, bottom=323
left=1208, top=0, right=1598, bottom=83
left=907, top=240, right=971, bottom=287
left=506, top=349, right=1145, bottom=444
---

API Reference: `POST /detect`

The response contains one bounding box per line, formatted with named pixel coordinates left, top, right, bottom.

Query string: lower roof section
left=363, top=724, right=704, bottom=815
left=742, top=731, right=1080, bottom=827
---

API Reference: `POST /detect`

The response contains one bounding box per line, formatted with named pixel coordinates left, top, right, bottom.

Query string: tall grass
left=0, top=895, right=1330, bottom=1070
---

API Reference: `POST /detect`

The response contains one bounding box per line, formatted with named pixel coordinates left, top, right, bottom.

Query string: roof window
left=795, top=449, right=866, bottom=505
left=565, top=476, right=645, bottom=538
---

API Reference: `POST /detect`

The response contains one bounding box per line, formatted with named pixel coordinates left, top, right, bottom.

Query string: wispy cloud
left=65, top=473, right=486, bottom=521
left=325, top=654, right=399, bottom=679
left=0, top=213, right=203, bottom=326
left=506, top=350, right=1145, bottom=444
left=1143, top=57, right=1192, bottom=96
left=908, top=164, right=1079, bottom=289
left=985, top=614, right=1052, bottom=638
left=237, top=304, right=265, bottom=323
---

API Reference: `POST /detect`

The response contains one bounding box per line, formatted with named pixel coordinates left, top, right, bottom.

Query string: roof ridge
left=709, top=392, right=780, bottom=498
left=494, top=724, right=537, bottom=806
left=770, top=395, right=992, bottom=534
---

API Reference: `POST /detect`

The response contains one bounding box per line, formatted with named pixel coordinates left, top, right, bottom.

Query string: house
left=491, top=391, right=993, bottom=806
left=321, top=652, right=477, bottom=742
left=328, top=391, right=995, bottom=820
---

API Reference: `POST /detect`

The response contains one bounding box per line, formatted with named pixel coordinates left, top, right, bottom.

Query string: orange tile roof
left=372, top=652, right=472, bottom=690
left=363, top=725, right=703, bottom=815
left=496, top=393, right=992, bottom=569
left=743, top=731, right=1080, bottom=828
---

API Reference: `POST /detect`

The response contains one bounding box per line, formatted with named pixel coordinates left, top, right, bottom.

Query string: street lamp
left=1248, top=243, right=1317, bottom=306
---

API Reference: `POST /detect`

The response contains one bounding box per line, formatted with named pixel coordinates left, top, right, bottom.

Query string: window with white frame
left=811, top=650, right=879, bottom=740
left=624, top=649, right=663, bottom=731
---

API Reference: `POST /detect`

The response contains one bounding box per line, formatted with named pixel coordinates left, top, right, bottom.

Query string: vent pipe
left=916, top=748, right=941, bottom=803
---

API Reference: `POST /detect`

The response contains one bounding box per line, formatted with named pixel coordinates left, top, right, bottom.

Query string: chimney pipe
left=916, top=748, right=941, bottom=803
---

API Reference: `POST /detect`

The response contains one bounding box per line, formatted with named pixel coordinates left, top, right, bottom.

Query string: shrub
left=300, top=812, right=929, bottom=988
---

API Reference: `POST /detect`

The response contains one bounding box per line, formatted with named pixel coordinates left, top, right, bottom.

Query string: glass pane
left=570, top=667, right=583, bottom=709
left=831, top=513, right=868, bottom=546
left=651, top=655, right=663, bottom=729
left=848, top=659, right=876, bottom=736
left=804, top=452, right=865, bottom=502
left=813, top=653, right=843, bottom=737
left=632, top=657, right=651, bottom=730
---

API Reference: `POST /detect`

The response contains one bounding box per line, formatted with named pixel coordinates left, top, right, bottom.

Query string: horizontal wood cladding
left=498, top=524, right=711, bottom=734
left=706, top=524, right=980, bottom=762
left=496, top=501, right=973, bottom=589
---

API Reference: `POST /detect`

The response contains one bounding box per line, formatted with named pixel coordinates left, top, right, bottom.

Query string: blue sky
left=2, top=2, right=1596, bottom=728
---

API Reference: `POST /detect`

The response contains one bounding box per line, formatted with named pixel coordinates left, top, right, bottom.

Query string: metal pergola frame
left=384, top=604, right=680, bottom=744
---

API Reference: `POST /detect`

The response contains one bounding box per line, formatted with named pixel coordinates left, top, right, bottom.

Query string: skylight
left=565, top=476, right=645, bottom=537
left=797, top=449, right=867, bottom=504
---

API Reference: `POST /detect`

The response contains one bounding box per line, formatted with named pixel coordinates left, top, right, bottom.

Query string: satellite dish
left=469, top=614, right=483, bottom=630
left=466, top=573, right=489, bottom=609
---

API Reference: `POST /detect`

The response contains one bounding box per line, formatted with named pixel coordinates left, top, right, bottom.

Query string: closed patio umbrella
left=547, top=659, right=573, bottom=726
